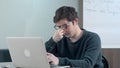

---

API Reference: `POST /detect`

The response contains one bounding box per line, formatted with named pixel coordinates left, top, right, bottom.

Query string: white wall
left=83, top=0, right=120, bottom=48
left=0, top=0, right=80, bottom=49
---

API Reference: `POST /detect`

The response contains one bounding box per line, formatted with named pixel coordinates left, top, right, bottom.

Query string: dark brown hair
left=53, top=6, right=78, bottom=23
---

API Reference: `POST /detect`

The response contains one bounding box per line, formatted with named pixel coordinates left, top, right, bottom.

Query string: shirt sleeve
left=45, top=38, right=57, bottom=54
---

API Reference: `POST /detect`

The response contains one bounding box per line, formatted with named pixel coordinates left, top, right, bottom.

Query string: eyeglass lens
left=54, top=24, right=68, bottom=30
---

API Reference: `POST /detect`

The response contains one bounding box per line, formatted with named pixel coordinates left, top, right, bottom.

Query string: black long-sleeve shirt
left=45, top=29, right=103, bottom=68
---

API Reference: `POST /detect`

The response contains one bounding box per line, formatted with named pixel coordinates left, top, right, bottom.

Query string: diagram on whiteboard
left=84, top=0, right=120, bottom=15
left=84, top=0, right=120, bottom=48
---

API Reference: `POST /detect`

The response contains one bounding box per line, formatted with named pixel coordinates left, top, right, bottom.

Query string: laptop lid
left=7, top=37, right=50, bottom=68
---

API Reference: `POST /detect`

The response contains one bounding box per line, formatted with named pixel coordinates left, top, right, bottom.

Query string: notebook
left=7, top=37, right=50, bottom=68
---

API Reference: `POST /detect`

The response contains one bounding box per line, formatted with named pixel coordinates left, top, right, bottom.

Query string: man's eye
left=58, top=26, right=61, bottom=28
left=63, top=24, right=67, bottom=28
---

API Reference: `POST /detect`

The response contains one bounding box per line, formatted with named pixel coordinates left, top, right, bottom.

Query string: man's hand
left=47, top=52, right=59, bottom=65
left=52, top=29, right=64, bottom=42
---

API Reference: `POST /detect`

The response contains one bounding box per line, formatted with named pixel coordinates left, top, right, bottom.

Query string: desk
left=0, top=62, right=15, bottom=68
left=0, top=62, right=73, bottom=68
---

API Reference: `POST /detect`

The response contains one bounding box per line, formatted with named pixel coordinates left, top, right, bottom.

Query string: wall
left=0, top=0, right=80, bottom=49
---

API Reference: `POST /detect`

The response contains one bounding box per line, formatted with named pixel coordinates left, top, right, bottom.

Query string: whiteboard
left=83, top=0, right=120, bottom=48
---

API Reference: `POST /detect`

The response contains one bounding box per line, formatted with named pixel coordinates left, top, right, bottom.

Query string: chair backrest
left=0, top=49, right=12, bottom=62
left=102, top=55, right=109, bottom=68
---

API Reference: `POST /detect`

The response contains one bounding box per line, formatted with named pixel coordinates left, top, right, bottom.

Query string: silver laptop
left=7, top=37, right=50, bottom=68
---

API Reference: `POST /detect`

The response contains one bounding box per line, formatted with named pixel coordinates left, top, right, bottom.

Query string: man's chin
left=64, top=35, right=70, bottom=38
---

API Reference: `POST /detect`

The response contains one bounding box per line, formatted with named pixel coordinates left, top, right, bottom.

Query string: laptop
left=7, top=37, right=50, bottom=68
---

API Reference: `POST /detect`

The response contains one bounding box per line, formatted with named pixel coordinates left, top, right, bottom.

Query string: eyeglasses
left=54, top=23, right=69, bottom=30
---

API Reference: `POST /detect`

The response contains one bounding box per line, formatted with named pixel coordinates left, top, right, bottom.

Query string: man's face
left=54, top=18, right=76, bottom=38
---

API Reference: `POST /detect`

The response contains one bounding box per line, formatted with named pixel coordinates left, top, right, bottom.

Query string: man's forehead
left=56, top=19, right=69, bottom=25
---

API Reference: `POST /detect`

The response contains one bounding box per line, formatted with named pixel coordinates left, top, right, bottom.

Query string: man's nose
left=60, top=27, right=65, bottom=31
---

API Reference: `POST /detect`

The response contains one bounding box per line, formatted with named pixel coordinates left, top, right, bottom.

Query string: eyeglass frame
left=54, top=21, right=74, bottom=30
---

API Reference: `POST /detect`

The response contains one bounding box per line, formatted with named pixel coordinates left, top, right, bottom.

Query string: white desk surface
left=0, top=62, right=71, bottom=68
left=0, top=62, right=15, bottom=68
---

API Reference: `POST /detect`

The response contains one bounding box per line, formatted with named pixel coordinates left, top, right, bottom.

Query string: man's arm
left=45, top=38, right=57, bottom=54
left=45, top=29, right=64, bottom=54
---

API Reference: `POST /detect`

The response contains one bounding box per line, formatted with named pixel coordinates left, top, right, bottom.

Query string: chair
left=102, top=55, right=109, bottom=68
left=0, top=49, right=12, bottom=62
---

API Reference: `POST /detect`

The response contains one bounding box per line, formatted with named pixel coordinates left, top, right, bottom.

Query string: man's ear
left=73, top=18, right=78, bottom=25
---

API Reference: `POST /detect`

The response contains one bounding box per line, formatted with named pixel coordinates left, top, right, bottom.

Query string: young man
left=45, top=6, right=103, bottom=68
